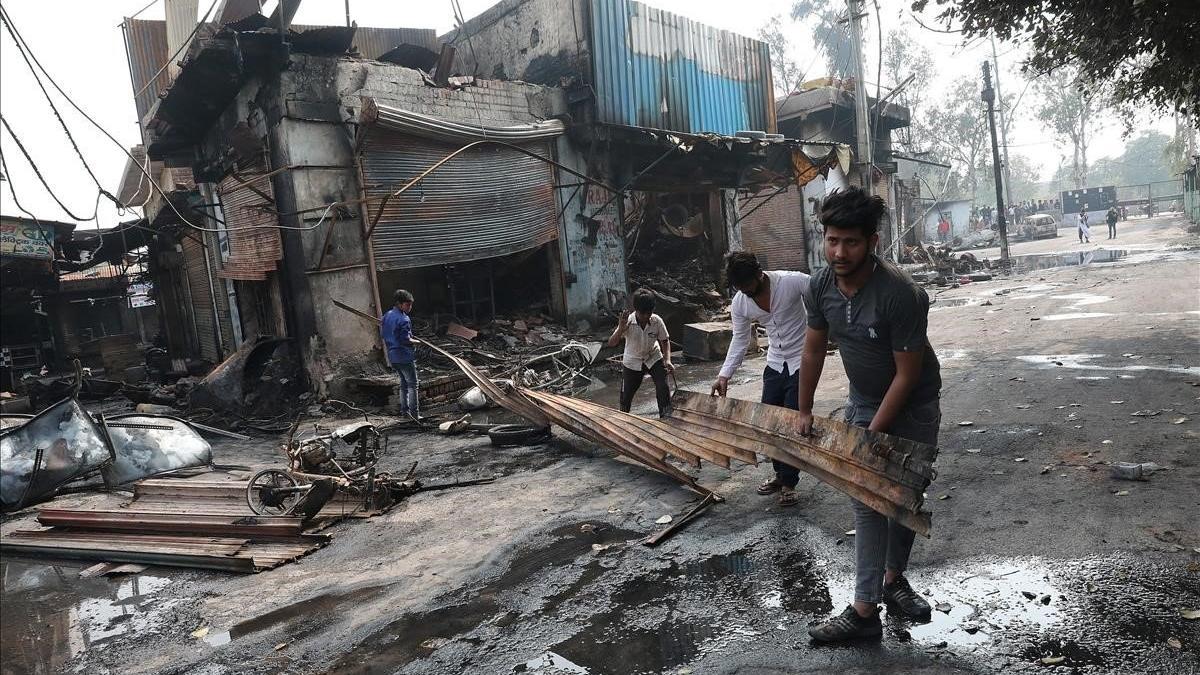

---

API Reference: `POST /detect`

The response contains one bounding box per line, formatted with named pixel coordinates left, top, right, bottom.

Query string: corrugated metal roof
left=123, top=18, right=172, bottom=125
left=292, top=24, right=437, bottom=59
left=589, top=0, right=775, bottom=135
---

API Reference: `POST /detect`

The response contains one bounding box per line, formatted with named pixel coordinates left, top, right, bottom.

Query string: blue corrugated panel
left=589, top=0, right=774, bottom=135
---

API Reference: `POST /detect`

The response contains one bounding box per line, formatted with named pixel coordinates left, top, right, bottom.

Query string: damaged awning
left=433, top=343, right=938, bottom=536
left=361, top=99, right=566, bottom=143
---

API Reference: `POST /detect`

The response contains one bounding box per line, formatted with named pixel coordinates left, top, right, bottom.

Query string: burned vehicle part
left=188, top=337, right=290, bottom=413
left=99, top=414, right=213, bottom=486
left=0, top=398, right=114, bottom=511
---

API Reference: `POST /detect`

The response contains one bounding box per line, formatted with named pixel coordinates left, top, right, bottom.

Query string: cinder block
left=682, top=321, right=735, bottom=361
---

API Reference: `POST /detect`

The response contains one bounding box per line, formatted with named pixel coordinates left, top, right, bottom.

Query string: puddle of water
left=0, top=559, right=174, bottom=674
left=1009, top=249, right=1127, bottom=272
left=1016, top=354, right=1200, bottom=376
left=1049, top=293, right=1112, bottom=309
left=1041, top=312, right=1116, bottom=321
left=930, top=297, right=982, bottom=311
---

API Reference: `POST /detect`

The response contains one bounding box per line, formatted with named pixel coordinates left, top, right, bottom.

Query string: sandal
left=778, top=486, right=800, bottom=507
left=757, top=478, right=783, bottom=495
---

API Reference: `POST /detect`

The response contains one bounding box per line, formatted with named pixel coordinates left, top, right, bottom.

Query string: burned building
left=106, top=0, right=841, bottom=398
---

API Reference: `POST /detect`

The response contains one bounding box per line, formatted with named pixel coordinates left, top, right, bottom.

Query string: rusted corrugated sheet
left=0, top=529, right=328, bottom=572
left=216, top=169, right=282, bottom=281
left=36, top=509, right=305, bottom=537
left=738, top=186, right=808, bottom=272
left=361, top=129, right=559, bottom=270
left=433, top=342, right=938, bottom=535
left=589, top=0, right=775, bottom=135
left=123, top=18, right=172, bottom=125
left=291, top=24, right=438, bottom=59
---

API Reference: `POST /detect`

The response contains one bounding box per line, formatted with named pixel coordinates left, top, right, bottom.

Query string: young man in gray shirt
left=797, top=187, right=942, bottom=642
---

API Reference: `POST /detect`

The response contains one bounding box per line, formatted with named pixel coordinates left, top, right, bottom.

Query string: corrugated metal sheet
left=216, top=169, right=282, bottom=281
left=361, top=129, right=559, bottom=270
left=589, top=0, right=775, bottom=135
left=738, top=186, right=807, bottom=272
left=292, top=24, right=438, bottom=59
left=432, top=341, right=939, bottom=535
left=123, top=18, right=172, bottom=125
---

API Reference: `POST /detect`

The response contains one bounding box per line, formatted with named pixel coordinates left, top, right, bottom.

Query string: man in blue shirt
left=381, top=289, right=418, bottom=419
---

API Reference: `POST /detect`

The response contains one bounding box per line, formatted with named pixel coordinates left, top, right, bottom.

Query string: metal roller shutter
left=738, top=185, right=808, bottom=272
left=361, top=130, right=559, bottom=270
left=216, top=169, right=282, bottom=281
left=180, top=234, right=218, bottom=361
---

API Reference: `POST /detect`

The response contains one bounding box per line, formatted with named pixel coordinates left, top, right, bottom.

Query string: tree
left=758, top=15, right=804, bottom=98
left=882, top=28, right=936, bottom=151
left=1034, top=66, right=1103, bottom=189
left=912, top=0, right=1200, bottom=118
left=923, top=75, right=989, bottom=201
left=790, top=1, right=854, bottom=79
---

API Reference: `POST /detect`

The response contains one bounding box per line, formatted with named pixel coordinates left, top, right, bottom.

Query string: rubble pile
left=631, top=256, right=726, bottom=321
left=904, top=244, right=995, bottom=286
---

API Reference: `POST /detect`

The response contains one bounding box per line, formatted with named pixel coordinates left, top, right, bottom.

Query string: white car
left=1020, top=214, right=1059, bottom=240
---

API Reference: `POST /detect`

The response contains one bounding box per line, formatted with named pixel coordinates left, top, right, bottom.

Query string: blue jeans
left=761, top=364, right=801, bottom=487
left=845, top=396, right=941, bottom=604
left=392, top=362, right=419, bottom=417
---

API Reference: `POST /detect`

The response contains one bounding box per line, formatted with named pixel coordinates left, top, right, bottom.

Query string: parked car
left=1020, top=213, right=1059, bottom=240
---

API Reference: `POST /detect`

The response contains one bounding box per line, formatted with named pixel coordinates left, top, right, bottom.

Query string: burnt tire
left=488, top=424, right=552, bottom=447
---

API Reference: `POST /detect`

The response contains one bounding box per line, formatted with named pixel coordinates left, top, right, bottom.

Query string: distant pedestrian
left=936, top=215, right=950, bottom=242
left=382, top=289, right=419, bottom=420
left=609, top=288, right=674, bottom=418
left=1077, top=209, right=1091, bottom=244
left=1106, top=206, right=1119, bottom=239
left=711, top=252, right=810, bottom=508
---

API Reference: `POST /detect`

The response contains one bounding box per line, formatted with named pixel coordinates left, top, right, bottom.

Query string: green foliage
left=1034, top=66, right=1102, bottom=189
left=912, top=0, right=1200, bottom=118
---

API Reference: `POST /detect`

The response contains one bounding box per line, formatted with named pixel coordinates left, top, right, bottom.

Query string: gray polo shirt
left=804, top=257, right=941, bottom=406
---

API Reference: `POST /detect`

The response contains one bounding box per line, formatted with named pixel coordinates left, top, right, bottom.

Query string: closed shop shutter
left=216, top=169, right=282, bottom=281
left=738, top=186, right=808, bottom=272
left=181, top=234, right=218, bottom=361
left=361, top=129, right=559, bottom=270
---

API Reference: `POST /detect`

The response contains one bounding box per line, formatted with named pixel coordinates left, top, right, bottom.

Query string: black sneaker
left=808, top=605, right=883, bottom=643
left=883, top=575, right=932, bottom=621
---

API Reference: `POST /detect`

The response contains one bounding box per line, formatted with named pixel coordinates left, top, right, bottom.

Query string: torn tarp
left=0, top=399, right=114, bottom=511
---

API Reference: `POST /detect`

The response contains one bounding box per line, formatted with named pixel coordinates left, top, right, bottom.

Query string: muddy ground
left=2, top=215, right=1198, bottom=675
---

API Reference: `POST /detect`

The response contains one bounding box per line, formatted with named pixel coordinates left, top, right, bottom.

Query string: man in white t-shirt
left=609, top=288, right=674, bottom=417
left=710, top=252, right=810, bottom=507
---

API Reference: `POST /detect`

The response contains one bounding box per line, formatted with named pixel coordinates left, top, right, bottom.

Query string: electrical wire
left=0, top=6, right=118, bottom=206
left=0, top=115, right=99, bottom=221
left=0, top=151, right=60, bottom=256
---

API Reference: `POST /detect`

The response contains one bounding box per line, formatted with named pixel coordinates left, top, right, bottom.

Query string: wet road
left=2, top=216, right=1198, bottom=674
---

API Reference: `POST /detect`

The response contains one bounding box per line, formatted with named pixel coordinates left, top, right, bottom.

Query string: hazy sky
left=0, top=0, right=1173, bottom=230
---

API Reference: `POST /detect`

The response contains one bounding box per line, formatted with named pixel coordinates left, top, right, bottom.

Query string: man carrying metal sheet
left=710, top=251, right=811, bottom=508
left=796, top=187, right=942, bottom=642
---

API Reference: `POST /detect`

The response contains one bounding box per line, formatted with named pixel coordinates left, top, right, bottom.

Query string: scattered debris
left=192, top=626, right=210, bottom=639
left=1040, top=656, right=1065, bottom=665
left=1015, top=457, right=1027, bottom=462
left=437, top=415, right=472, bottom=435
left=1172, top=417, right=1188, bottom=424
left=1022, top=591, right=1038, bottom=600
left=958, top=420, right=975, bottom=426
left=1114, top=490, right=1130, bottom=496
left=1131, top=409, right=1162, bottom=417
left=643, top=493, right=718, bottom=547
left=655, top=515, right=673, bottom=525
left=965, top=448, right=982, bottom=454
left=1110, top=462, right=1164, bottom=481
left=845, top=529, right=856, bottom=536
left=934, top=602, right=952, bottom=613
left=1181, top=608, right=1200, bottom=620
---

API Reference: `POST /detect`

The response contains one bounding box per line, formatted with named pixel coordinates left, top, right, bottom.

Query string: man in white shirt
left=710, top=252, right=810, bottom=507
left=609, top=288, right=674, bottom=417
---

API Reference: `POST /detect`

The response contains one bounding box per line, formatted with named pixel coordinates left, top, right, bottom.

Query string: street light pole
left=847, top=0, right=872, bottom=195
left=982, top=62, right=1010, bottom=264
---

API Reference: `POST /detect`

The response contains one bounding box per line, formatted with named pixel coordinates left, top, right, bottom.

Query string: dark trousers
left=1108, top=221, right=1117, bottom=238
left=761, top=364, right=801, bottom=487
left=620, top=360, right=671, bottom=417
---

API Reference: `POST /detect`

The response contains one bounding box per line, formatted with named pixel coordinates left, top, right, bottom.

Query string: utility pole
left=990, top=38, right=1014, bottom=211
left=847, top=0, right=872, bottom=195
left=982, top=62, right=1010, bottom=263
